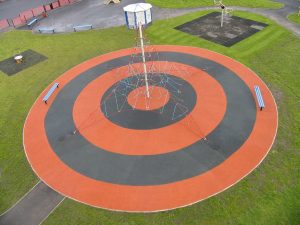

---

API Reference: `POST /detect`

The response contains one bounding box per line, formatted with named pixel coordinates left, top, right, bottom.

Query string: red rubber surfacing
left=23, top=46, right=277, bottom=212
left=73, top=62, right=227, bottom=155
left=127, top=86, right=170, bottom=111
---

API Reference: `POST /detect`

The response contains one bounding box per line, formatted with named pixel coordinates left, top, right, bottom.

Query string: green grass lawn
left=146, top=0, right=283, bottom=9
left=0, top=10, right=299, bottom=225
left=0, top=27, right=135, bottom=214
left=287, top=13, right=300, bottom=26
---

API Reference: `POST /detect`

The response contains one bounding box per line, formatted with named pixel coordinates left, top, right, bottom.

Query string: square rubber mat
left=175, top=12, right=268, bottom=47
left=0, top=49, right=47, bottom=76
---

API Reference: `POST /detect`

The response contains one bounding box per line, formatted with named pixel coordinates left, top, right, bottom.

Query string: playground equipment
left=13, top=49, right=23, bottom=64
left=72, top=2, right=193, bottom=136
left=104, top=0, right=120, bottom=5
left=123, top=3, right=153, bottom=98
left=14, top=55, right=23, bottom=64
left=214, top=0, right=233, bottom=27
left=97, top=3, right=192, bottom=120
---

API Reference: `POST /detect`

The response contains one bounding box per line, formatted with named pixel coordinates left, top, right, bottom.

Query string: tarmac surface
left=232, top=0, right=300, bottom=36
left=1, top=0, right=300, bottom=35
left=0, top=49, right=47, bottom=76
left=30, top=0, right=206, bottom=32
left=175, top=12, right=269, bottom=47
left=0, top=182, right=64, bottom=225
left=17, top=0, right=299, bottom=36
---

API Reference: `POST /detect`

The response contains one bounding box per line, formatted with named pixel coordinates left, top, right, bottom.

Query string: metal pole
left=221, top=9, right=224, bottom=27
left=138, top=23, right=150, bottom=98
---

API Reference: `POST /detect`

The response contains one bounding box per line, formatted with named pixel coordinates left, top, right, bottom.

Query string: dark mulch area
left=175, top=12, right=268, bottom=47
left=0, top=49, right=47, bottom=76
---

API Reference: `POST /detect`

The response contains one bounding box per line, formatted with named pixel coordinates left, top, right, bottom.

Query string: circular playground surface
left=23, top=45, right=277, bottom=212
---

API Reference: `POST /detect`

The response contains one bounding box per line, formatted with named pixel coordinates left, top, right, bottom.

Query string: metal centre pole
left=221, top=9, right=224, bottom=27
left=138, top=22, right=150, bottom=98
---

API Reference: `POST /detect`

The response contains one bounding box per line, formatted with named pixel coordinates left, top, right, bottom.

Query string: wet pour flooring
left=0, top=49, right=47, bottom=76
left=175, top=12, right=268, bottom=47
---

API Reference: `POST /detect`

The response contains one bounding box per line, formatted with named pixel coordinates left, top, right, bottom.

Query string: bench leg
left=260, top=107, right=263, bottom=111
left=44, top=100, right=47, bottom=104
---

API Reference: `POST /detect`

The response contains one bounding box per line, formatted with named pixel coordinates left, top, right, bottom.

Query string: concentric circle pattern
left=72, top=62, right=226, bottom=155
left=23, top=46, right=277, bottom=212
left=100, top=73, right=197, bottom=130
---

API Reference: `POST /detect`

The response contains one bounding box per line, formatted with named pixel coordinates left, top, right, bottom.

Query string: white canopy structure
left=123, top=3, right=152, bottom=29
left=123, top=3, right=153, bottom=98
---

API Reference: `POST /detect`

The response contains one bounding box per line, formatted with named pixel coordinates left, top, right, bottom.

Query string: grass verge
left=0, top=27, right=135, bottom=214
left=287, top=13, right=300, bottom=26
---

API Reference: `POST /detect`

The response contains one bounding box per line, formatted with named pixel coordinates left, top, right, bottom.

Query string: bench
left=27, top=18, right=38, bottom=27
left=43, top=83, right=59, bottom=104
left=254, top=85, right=265, bottom=111
left=73, top=24, right=93, bottom=32
left=38, top=27, right=55, bottom=34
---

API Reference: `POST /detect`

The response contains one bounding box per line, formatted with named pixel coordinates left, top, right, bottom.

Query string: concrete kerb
left=38, top=197, right=65, bottom=225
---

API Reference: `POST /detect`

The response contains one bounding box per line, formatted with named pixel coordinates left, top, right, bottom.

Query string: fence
left=0, top=0, right=77, bottom=30
left=0, top=19, right=9, bottom=30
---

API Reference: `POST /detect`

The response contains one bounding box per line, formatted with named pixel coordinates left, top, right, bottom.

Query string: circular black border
left=101, top=74, right=197, bottom=130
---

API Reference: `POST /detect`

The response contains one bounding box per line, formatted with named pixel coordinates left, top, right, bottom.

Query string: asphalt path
left=23, top=0, right=300, bottom=36
left=0, top=182, right=64, bottom=225
left=1, top=0, right=300, bottom=35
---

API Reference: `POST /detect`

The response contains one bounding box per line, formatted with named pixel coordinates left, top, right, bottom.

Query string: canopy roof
left=123, top=3, right=152, bottom=13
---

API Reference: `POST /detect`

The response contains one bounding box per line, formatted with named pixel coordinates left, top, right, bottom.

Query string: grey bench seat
left=43, top=83, right=59, bottom=104
left=73, top=24, right=93, bottom=32
left=38, top=27, right=55, bottom=33
left=254, top=85, right=265, bottom=111
left=27, top=18, right=38, bottom=27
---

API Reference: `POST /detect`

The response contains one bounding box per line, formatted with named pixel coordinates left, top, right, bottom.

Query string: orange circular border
left=23, top=46, right=277, bottom=212
left=73, top=62, right=227, bottom=155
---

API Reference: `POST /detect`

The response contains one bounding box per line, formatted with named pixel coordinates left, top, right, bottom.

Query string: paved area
left=0, top=49, right=47, bottom=76
left=232, top=0, right=300, bottom=36
left=29, top=0, right=300, bottom=36
left=1, top=0, right=300, bottom=35
left=175, top=12, right=269, bottom=47
left=31, top=0, right=204, bottom=32
left=0, top=181, right=64, bottom=225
